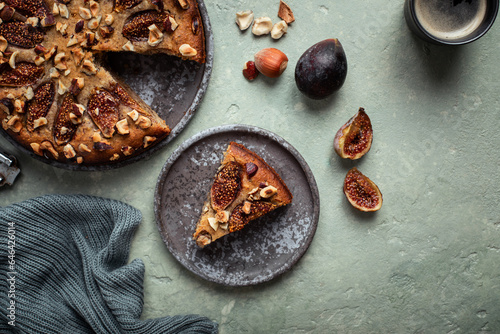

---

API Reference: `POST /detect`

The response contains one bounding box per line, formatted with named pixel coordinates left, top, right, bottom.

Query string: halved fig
left=343, top=167, right=382, bottom=212
left=53, top=94, right=78, bottom=145
left=87, top=88, right=119, bottom=138
left=0, top=22, right=44, bottom=48
left=115, top=0, right=143, bottom=12
left=4, top=0, right=50, bottom=19
left=0, top=62, right=44, bottom=87
left=122, top=10, right=166, bottom=40
left=334, top=107, right=373, bottom=160
left=26, top=82, right=55, bottom=131
left=210, top=161, right=241, bottom=212
left=228, top=200, right=276, bottom=233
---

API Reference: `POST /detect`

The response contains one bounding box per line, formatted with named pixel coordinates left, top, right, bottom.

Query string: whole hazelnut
left=254, top=48, right=288, bottom=78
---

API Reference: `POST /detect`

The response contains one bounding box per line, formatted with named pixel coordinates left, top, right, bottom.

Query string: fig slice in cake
left=193, top=142, right=293, bottom=248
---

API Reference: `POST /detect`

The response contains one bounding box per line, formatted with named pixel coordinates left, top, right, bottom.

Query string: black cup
left=404, top=0, right=499, bottom=45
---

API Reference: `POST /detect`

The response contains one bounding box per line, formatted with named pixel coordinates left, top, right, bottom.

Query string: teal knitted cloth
left=0, top=195, right=218, bottom=334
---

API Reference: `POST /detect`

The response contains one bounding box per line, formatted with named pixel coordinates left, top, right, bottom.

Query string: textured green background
left=2, top=0, right=500, bottom=333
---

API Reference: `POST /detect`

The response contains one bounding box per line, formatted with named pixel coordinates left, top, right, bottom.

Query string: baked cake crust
left=193, top=142, right=293, bottom=248
left=0, top=0, right=206, bottom=166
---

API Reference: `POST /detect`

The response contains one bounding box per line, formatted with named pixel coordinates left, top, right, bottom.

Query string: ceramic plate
left=154, top=125, right=320, bottom=286
left=0, top=0, right=213, bottom=171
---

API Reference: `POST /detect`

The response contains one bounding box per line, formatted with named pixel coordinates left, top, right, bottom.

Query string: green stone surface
left=2, top=0, right=500, bottom=332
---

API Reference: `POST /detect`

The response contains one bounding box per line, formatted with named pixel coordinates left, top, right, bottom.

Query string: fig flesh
left=295, top=38, right=347, bottom=100
left=343, top=167, right=382, bottom=212
left=334, top=107, right=373, bottom=160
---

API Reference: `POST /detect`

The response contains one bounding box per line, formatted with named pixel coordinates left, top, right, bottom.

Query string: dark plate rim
left=0, top=0, right=214, bottom=171
left=154, top=124, right=320, bottom=286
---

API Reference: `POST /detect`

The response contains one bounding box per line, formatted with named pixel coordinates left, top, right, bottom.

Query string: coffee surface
left=414, top=0, right=487, bottom=40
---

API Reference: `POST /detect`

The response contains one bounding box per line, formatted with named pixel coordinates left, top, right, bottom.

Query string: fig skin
left=334, top=107, right=373, bottom=160
left=343, top=167, right=382, bottom=212
left=295, top=38, right=348, bottom=100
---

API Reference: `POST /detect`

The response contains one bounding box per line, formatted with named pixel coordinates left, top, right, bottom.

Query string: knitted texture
left=0, top=194, right=218, bottom=334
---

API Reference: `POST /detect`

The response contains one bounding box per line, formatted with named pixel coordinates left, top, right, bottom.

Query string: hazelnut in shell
left=254, top=48, right=288, bottom=78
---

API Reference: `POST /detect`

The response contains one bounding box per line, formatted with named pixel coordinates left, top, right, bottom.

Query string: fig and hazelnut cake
left=194, top=142, right=293, bottom=248
left=0, top=0, right=206, bottom=165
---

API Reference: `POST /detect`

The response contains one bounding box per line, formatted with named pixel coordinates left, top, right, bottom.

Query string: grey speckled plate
left=0, top=0, right=213, bottom=171
left=154, top=125, right=320, bottom=286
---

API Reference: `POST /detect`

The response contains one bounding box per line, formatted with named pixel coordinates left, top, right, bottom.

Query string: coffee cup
left=404, top=0, right=499, bottom=45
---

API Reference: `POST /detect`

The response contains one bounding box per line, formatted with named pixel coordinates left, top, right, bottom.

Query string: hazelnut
left=8, top=51, right=18, bottom=69
left=14, top=99, right=24, bottom=113
left=164, top=15, right=178, bottom=33
left=122, top=41, right=135, bottom=51
left=58, top=4, right=69, bottom=19
left=116, top=118, right=129, bottom=135
left=44, top=45, right=58, bottom=60
left=89, top=1, right=100, bottom=17
left=178, top=0, right=189, bottom=9
left=31, top=143, right=43, bottom=156
left=82, top=59, right=98, bottom=75
left=79, top=7, right=92, bottom=20
left=136, top=115, right=152, bottom=129
left=57, top=79, right=68, bottom=95
left=242, top=201, right=252, bottom=214
left=41, top=141, right=59, bottom=159
left=127, top=109, right=139, bottom=121
left=41, top=14, right=55, bottom=27
left=121, top=146, right=134, bottom=156
left=26, top=17, right=39, bottom=27
left=99, top=25, right=114, bottom=38
left=33, top=117, right=48, bottom=129
left=75, top=20, right=85, bottom=33
left=78, top=143, right=91, bottom=153
left=49, top=68, right=60, bottom=78
left=67, top=36, right=79, bottom=47
left=52, top=3, right=60, bottom=16
left=104, top=14, right=114, bottom=26
left=110, top=153, right=120, bottom=161
left=76, top=157, right=84, bottom=164
left=63, top=144, right=76, bottom=159
left=143, top=136, right=156, bottom=148
left=215, top=210, right=230, bottom=223
left=148, top=24, right=164, bottom=47
left=254, top=48, right=288, bottom=78
left=6, top=115, right=22, bottom=132
left=219, top=223, right=229, bottom=230
left=0, top=36, right=7, bottom=52
left=207, top=217, right=218, bottom=231
left=71, top=47, right=86, bottom=65
left=252, top=17, right=273, bottom=36
left=235, top=10, right=254, bottom=31
left=25, top=87, right=34, bottom=100
left=92, top=132, right=102, bottom=142
left=34, top=55, right=45, bottom=66
left=179, top=44, right=197, bottom=57
left=88, top=17, right=101, bottom=30
left=271, top=20, right=288, bottom=40
left=260, top=185, right=278, bottom=198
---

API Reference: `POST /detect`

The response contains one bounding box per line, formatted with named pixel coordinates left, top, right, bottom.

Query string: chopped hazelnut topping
left=208, top=217, right=218, bottom=231
left=79, top=7, right=92, bottom=20
left=136, top=115, right=152, bottom=129
left=41, top=141, right=59, bottom=159
left=0, top=36, right=7, bottom=52
left=127, top=109, right=139, bottom=121
left=143, top=136, right=156, bottom=148
left=92, top=132, right=102, bottom=142
left=58, top=4, right=69, bottom=19
left=25, top=87, right=34, bottom=100
left=104, top=14, right=114, bottom=26
left=49, top=68, right=60, bottom=78
left=116, top=119, right=130, bottom=135
left=122, top=41, right=135, bottom=51
left=82, top=59, right=98, bottom=75
left=67, top=36, right=79, bottom=47
left=63, top=144, right=76, bottom=159
left=219, top=223, right=229, bottom=230
left=76, top=157, right=84, bottom=164
left=14, top=99, right=24, bottom=114
left=88, top=16, right=101, bottom=30
left=34, top=55, right=45, bottom=66
left=58, top=79, right=68, bottom=95
left=148, top=24, right=164, bottom=47
left=121, top=146, right=134, bottom=156
left=179, top=44, right=197, bottom=57
left=33, top=117, right=48, bottom=129
left=31, top=143, right=43, bottom=156
left=110, top=153, right=120, bottom=161
left=215, top=210, right=230, bottom=223
left=52, top=3, right=60, bottom=16
left=242, top=201, right=252, bottom=214
left=9, top=51, right=18, bottom=69
left=260, top=185, right=278, bottom=198
left=26, top=17, right=39, bottom=27
left=89, top=1, right=100, bottom=17
left=45, top=46, right=58, bottom=60
left=78, top=143, right=92, bottom=153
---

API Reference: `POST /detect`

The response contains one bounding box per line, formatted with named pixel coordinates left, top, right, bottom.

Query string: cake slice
left=193, top=142, right=293, bottom=248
